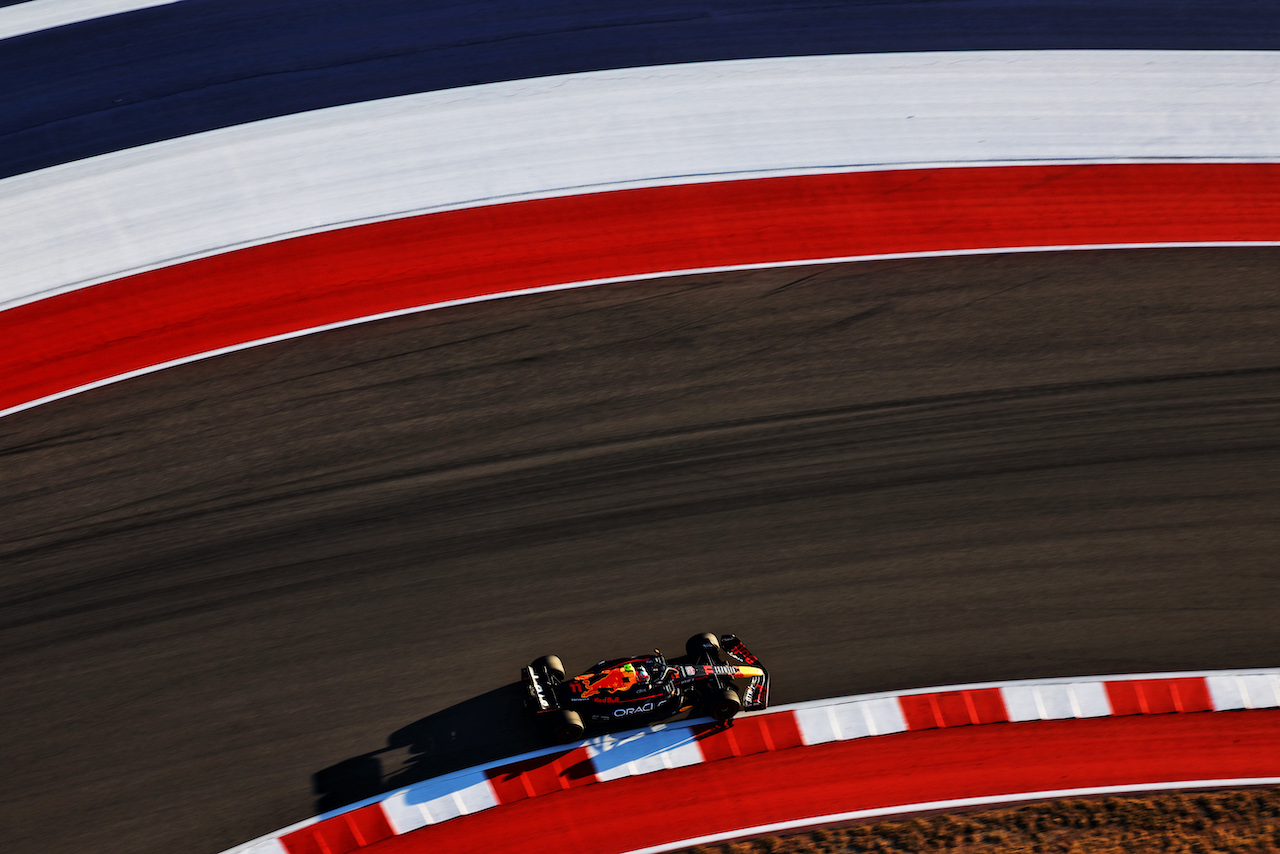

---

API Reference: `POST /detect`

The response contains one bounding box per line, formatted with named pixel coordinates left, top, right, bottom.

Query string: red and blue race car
left=522, top=633, right=769, bottom=742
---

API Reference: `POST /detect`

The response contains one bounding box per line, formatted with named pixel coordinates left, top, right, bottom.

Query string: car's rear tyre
left=709, top=687, right=742, bottom=721
left=531, top=654, right=566, bottom=682
left=686, top=632, right=721, bottom=660
left=550, top=709, right=585, bottom=743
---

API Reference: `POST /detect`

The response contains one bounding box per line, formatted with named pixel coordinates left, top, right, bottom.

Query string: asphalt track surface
left=1, top=248, right=1278, bottom=854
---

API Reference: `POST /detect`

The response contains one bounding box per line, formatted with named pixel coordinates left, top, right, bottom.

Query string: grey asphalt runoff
left=0, top=248, right=1277, bottom=854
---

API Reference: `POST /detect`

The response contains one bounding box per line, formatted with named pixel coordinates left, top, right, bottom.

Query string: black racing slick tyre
left=685, top=632, right=722, bottom=660
left=550, top=709, right=585, bottom=744
left=709, top=687, right=742, bottom=721
left=531, top=654, right=566, bottom=682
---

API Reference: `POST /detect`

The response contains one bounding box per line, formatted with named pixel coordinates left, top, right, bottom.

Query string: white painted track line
left=0, top=0, right=182, bottom=41
left=5, top=240, right=1277, bottom=425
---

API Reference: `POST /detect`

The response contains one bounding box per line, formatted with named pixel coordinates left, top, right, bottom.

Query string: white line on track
left=5, top=240, right=1278, bottom=422
left=0, top=0, right=182, bottom=41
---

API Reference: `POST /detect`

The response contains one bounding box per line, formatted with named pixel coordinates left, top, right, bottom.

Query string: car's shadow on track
left=312, top=682, right=547, bottom=813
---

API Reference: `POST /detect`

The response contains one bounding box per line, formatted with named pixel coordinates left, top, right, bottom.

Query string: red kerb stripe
left=900, top=688, right=1009, bottom=730
left=1105, top=677, right=1214, bottom=715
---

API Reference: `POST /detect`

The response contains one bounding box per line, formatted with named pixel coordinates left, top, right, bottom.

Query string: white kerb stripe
left=1003, top=682, right=1110, bottom=722
left=1208, top=673, right=1280, bottom=711
left=216, top=838, right=288, bottom=854
left=3, top=50, right=1280, bottom=310
left=796, top=697, right=907, bottom=745
left=380, top=770, right=498, bottom=833
left=243, top=840, right=288, bottom=854
left=0, top=0, right=184, bottom=41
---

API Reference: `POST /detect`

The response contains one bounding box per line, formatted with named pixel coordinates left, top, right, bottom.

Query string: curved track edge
left=221, top=668, right=1280, bottom=854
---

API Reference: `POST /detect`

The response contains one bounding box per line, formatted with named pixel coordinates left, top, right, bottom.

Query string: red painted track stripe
left=5, top=163, right=1280, bottom=415
left=358, top=710, right=1280, bottom=854
left=1106, top=677, right=1214, bottom=715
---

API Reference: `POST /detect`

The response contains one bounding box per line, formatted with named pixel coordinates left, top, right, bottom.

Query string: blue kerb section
left=587, top=723, right=701, bottom=776
left=3, top=1, right=1280, bottom=181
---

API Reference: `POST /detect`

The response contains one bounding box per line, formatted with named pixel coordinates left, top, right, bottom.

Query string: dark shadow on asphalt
left=312, top=682, right=547, bottom=813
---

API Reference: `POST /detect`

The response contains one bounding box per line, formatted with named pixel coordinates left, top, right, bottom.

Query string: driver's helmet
left=623, top=662, right=650, bottom=684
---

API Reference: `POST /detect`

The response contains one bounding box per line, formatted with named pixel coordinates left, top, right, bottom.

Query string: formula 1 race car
left=522, top=633, right=769, bottom=742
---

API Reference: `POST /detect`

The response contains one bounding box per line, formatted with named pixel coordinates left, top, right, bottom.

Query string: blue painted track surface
left=3, top=0, right=1280, bottom=181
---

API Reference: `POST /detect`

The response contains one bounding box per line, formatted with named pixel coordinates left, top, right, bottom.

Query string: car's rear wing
left=720, top=634, right=761, bottom=666
left=521, top=664, right=559, bottom=713
left=721, top=634, right=769, bottom=711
